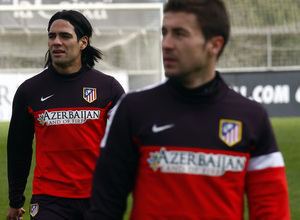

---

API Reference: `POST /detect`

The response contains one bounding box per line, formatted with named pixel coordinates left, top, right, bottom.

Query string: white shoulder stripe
left=101, top=94, right=126, bottom=148
left=247, top=152, right=285, bottom=171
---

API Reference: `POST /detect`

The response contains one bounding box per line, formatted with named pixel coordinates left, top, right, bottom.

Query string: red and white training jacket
left=87, top=72, right=290, bottom=220
left=7, top=64, right=125, bottom=208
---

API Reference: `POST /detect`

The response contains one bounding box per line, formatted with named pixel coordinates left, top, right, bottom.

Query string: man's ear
left=208, top=36, right=224, bottom=56
left=80, top=36, right=88, bottom=50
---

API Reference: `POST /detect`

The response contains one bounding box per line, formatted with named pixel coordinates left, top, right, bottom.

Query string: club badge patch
left=83, top=87, right=97, bottom=103
left=219, top=119, right=242, bottom=147
left=30, top=203, right=39, bottom=217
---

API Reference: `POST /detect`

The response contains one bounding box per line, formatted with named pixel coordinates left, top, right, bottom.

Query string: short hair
left=44, top=10, right=102, bottom=68
left=164, top=0, right=230, bottom=57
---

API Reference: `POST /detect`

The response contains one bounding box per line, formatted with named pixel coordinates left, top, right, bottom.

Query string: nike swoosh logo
left=152, top=124, right=175, bottom=133
left=41, top=94, right=54, bottom=102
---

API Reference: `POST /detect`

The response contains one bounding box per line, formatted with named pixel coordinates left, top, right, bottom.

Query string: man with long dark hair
left=6, top=10, right=125, bottom=220
left=86, top=0, right=290, bottom=219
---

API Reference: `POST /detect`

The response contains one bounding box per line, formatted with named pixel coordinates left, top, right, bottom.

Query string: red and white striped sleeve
left=246, top=151, right=290, bottom=219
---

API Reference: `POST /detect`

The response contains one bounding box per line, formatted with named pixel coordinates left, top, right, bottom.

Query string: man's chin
left=52, top=60, right=67, bottom=66
left=165, top=72, right=183, bottom=80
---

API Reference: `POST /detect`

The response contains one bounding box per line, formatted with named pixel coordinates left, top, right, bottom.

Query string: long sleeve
left=246, top=165, right=290, bottom=219
left=87, top=95, right=139, bottom=220
left=246, top=112, right=290, bottom=219
left=7, top=84, right=34, bottom=208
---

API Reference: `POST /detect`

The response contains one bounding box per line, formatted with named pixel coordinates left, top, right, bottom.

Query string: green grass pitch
left=1, top=118, right=299, bottom=219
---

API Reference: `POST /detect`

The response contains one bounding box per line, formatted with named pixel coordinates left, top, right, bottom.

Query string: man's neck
left=52, top=63, right=83, bottom=75
left=181, top=67, right=216, bottom=89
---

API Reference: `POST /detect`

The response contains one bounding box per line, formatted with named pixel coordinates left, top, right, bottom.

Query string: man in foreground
left=87, top=0, right=290, bottom=219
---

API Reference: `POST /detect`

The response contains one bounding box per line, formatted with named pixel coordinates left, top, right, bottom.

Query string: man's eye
left=62, top=35, right=71, bottom=38
left=176, top=32, right=185, bottom=37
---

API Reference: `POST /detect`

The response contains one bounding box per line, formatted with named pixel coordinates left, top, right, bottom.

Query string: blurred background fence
left=219, top=0, right=300, bottom=72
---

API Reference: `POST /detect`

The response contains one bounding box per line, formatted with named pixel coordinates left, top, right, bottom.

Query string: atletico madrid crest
left=83, top=87, right=97, bottom=103
left=30, top=203, right=39, bottom=217
left=219, top=119, right=242, bottom=147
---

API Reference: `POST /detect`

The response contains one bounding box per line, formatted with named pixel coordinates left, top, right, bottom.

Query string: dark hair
left=164, top=0, right=230, bottom=57
left=44, top=10, right=102, bottom=68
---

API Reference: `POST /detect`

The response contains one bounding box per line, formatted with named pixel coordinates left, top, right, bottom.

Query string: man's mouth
left=163, top=56, right=177, bottom=65
left=52, top=49, right=65, bottom=55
